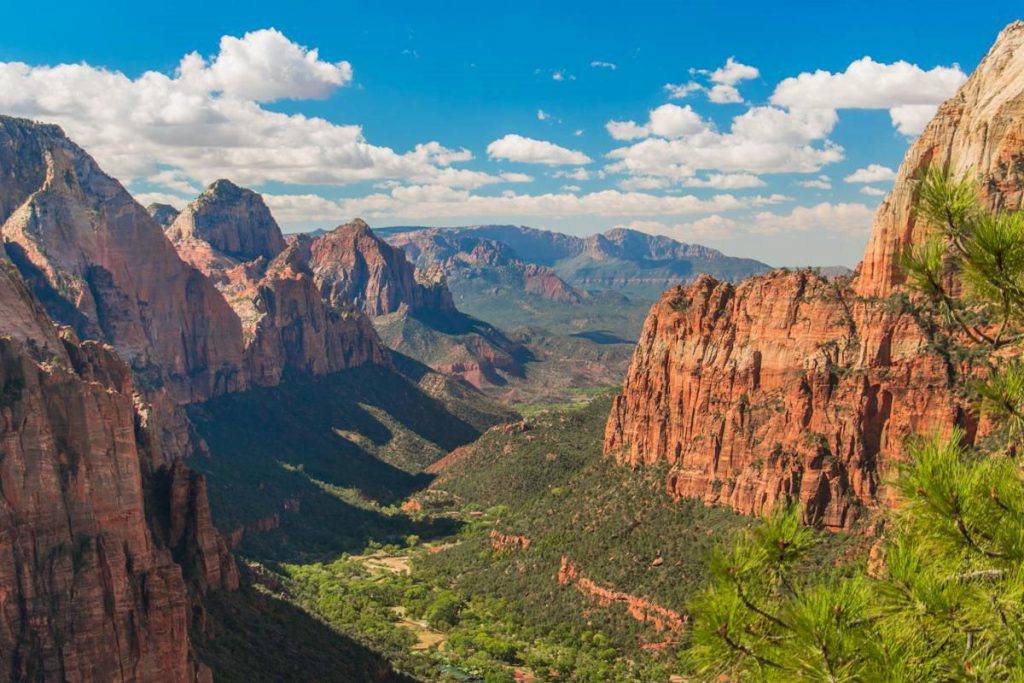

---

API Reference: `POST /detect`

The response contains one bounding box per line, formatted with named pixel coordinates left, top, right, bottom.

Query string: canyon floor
left=199, top=392, right=867, bottom=682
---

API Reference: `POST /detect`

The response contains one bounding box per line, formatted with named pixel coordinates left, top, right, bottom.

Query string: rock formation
left=167, top=181, right=285, bottom=263
left=166, top=183, right=390, bottom=386
left=856, top=22, right=1024, bottom=298
left=307, top=219, right=456, bottom=316
left=557, top=557, right=686, bottom=635
left=605, top=22, right=1024, bottom=529
left=147, top=203, right=180, bottom=229
left=0, top=254, right=232, bottom=682
left=0, top=117, right=247, bottom=406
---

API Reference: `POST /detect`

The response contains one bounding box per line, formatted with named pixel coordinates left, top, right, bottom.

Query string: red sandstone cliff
left=308, top=220, right=456, bottom=316
left=0, top=255, right=233, bottom=682
left=605, top=22, right=1024, bottom=529
left=0, top=118, right=246, bottom=406
left=167, top=181, right=390, bottom=386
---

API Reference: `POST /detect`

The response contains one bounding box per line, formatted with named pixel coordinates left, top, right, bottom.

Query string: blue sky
left=0, top=1, right=1020, bottom=266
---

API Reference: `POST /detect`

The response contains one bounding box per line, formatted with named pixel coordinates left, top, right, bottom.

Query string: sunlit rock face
left=606, top=22, right=1024, bottom=529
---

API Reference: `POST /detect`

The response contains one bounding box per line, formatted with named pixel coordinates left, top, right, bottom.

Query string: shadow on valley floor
left=188, top=365, right=476, bottom=562
left=198, top=583, right=420, bottom=683
left=569, top=330, right=635, bottom=345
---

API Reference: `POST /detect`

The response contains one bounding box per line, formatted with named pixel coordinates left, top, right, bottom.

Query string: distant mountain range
left=378, top=224, right=771, bottom=301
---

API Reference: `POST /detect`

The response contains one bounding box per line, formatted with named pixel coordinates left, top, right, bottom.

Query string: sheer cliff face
left=605, top=273, right=960, bottom=529
left=308, top=220, right=456, bottom=316
left=0, top=256, right=233, bottom=682
left=167, top=184, right=390, bottom=386
left=857, top=21, right=1024, bottom=298
left=606, top=22, right=1024, bottom=528
left=0, top=117, right=246, bottom=405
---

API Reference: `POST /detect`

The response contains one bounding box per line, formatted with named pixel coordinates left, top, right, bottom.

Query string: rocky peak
left=308, top=219, right=457, bottom=316
left=162, top=190, right=390, bottom=383
left=168, top=179, right=287, bottom=262
left=0, top=115, right=247, bottom=406
left=147, top=202, right=180, bottom=229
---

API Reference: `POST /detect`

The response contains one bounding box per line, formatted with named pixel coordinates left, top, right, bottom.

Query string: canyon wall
left=0, top=255, right=232, bottom=682
left=605, top=21, right=1024, bottom=529
left=0, top=117, right=246, bottom=406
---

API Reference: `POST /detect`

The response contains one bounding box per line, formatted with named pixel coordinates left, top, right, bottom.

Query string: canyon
left=1, top=16, right=1022, bottom=682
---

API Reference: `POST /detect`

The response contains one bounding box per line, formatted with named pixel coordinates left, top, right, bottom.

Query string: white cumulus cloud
left=710, top=57, right=760, bottom=86
left=606, top=106, right=842, bottom=179
left=263, top=186, right=781, bottom=224
left=860, top=186, right=887, bottom=197
left=770, top=57, right=966, bottom=135
left=682, top=173, right=766, bottom=189
left=0, top=28, right=506, bottom=192
left=486, top=134, right=591, bottom=165
left=844, top=164, right=897, bottom=183
left=750, top=202, right=874, bottom=235
left=180, top=28, right=353, bottom=101
left=663, top=81, right=703, bottom=100
left=797, top=175, right=832, bottom=190
left=708, top=84, right=743, bottom=104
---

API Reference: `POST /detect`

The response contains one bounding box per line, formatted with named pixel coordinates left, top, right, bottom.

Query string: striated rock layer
left=0, top=117, right=246, bottom=406
left=605, top=22, right=1024, bottom=529
left=0, top=255, right=234, bottom=682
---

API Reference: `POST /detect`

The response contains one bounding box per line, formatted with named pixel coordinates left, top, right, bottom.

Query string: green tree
left=687, top=169, right=1024, bottom=681
left=425, top=591, right=464, bottom=630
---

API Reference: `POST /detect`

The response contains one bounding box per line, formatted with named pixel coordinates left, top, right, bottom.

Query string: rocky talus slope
left=0, top=256, right=234, bottom=682
left=605, top=22, right=1024, bottom=529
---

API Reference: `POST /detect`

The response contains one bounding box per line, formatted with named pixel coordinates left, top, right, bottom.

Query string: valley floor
left=194, top=389, right=865, bottom=682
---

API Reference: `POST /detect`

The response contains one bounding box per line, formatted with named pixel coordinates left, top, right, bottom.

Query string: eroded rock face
left=0, top=256, right=232, bottom=681
left=605, top=273, right=960, bottom=529
left=308, top=220, right=456, bottom=316
left=0, top=117, right=247, bottom=406
left=167, top=185, right=390, bottom=385
left=605, top=22, right=1024, bottom=528
left=857, top=21, right=1024, bottom=298
left=247, top=237, right=390, bottom=385
left=167, top=181, right=285, bottom=263
left=147, top=203, right=180, bottom=229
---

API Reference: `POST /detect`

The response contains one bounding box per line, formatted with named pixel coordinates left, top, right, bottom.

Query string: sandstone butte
left=0, top=253, right=235, bottom=682
left=605, top=21, right=1024, bottom=530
